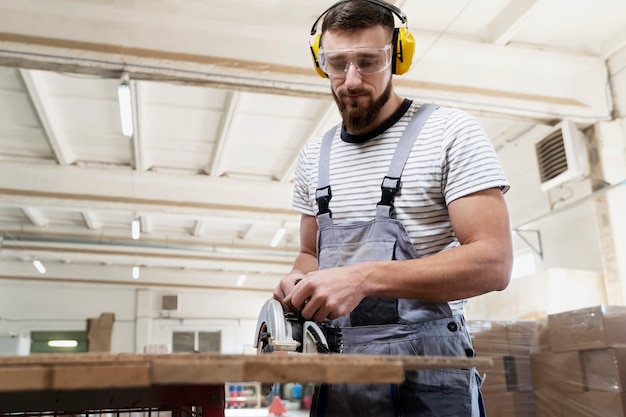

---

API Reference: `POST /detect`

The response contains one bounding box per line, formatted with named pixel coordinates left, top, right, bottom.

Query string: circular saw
left=254, top=299, right=342, bottom=355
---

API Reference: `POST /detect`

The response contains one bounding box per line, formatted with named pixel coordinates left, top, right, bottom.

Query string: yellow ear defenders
left=309, top=0, right=415, bottom=78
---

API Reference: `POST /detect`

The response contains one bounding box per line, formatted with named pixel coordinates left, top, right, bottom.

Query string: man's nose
left=344, top=62, right=362, bottom=86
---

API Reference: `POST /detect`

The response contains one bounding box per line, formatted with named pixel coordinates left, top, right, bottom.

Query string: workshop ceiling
left=0, top=0, right=624, bottom=291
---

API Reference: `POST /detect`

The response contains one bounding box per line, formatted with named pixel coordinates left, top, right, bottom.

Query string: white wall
left=495, top=41, right=626, bottom=295
left=466, top=268, right=607, bottom=321
left=0, top=278, right=272, bottom=354
left=0, top=333, right=30, bottom=355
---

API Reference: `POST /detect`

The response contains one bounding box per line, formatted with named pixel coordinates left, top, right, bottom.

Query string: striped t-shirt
left=292, top=101, right=510, bottom=315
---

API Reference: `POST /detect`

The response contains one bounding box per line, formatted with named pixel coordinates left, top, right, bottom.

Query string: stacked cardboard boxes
left=531, top=305, right=626, bottom=417
left=468, top=320, right=537, bottom=416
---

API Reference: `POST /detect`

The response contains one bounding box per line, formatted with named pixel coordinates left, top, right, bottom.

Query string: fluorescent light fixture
left=236, top=274, right=247, bottom=287
left=33, top=259, right=46, bottom=274
left=131, top=218, right=140, bottom=240
left=118, top=76, right=134, bottom=137
left=132, top=266, right=140, bottom=280
left=48, top=340, right=78, bottom=348
left=270, top=227, right=286, bottom=247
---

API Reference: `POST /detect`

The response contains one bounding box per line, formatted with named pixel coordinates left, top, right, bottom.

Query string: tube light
left=236, top=274, right=247, bottom=287
left=131, top=218, right=140, bottom=240
left=48, top=340, right=78, bottom=348
left=270, top=227, right=286, bottom=247
left=118, top=77, right=134, bottom=137
left=33, top=259, right=46, bottom=274
left=132, top=266, right=140, bottom=280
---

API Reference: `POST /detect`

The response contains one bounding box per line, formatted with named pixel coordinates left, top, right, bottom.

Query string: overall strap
left=315, top=125, right=338, bottom=217
left=377, top=103, right=438, bottom=217
left=315, top=103, right=438, bottom=219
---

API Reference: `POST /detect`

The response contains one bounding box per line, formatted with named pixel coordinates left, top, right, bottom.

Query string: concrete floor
left=225, top=407, right=309, bottom=417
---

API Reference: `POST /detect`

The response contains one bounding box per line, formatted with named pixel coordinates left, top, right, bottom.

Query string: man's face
left=321, top=26, right=394, bottom=133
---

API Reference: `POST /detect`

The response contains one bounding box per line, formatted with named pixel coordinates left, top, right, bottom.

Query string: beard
left=332, top=79, right=393, bottom=133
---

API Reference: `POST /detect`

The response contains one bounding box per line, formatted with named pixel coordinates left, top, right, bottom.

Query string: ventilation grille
left=534, top=120, right=588, bottom=191
left=536, top=129, right=568, bottom=184
left=162, top=295, right=178, bottom=311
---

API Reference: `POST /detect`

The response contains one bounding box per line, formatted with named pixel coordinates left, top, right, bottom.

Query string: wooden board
left=0, top=353, right=493, bottom=391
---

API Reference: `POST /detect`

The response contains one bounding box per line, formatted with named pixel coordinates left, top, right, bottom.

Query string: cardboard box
left=530, top=351, right=584, bottom=393
left=582, top=348, right=626, bottom=392
left=468, top=320, right=537, bottom=356
left=507, top=321, right=536, bottom=356
left=561, top=392, right=626, bottom=417
left=468, top=321, right=510, bottom=356
left=479, top=355, right=532, bottom=393
left=478, top=355, right=508, bottom=393
left=548, top=305, right=626, bottom=353
left=511, top=355, right=533, bottom=392
left=87, top=312, right=115, bottom=352
left=531, top=318, right=552, bottom=353
left=534, top=389, right=562, bottom=417
left=482, top=391, right=535, bottom=417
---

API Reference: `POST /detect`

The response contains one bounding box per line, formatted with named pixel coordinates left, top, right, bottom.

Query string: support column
left=590, top=119, right=626, bottom=304
left=135, top=288, right=153, bottom=353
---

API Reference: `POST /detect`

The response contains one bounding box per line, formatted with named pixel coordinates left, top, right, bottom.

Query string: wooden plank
left=0, top=353, right=493, bottom=391
left=152, top=358, right=244, bottom=384
left=0, top=366, right=51, bottom=391
left=327, top=361, right=403, bottom=384
left=53, top=364, right=151, bottom=389
left=244, top=360, right=329, bottom=383
left=0, top=353, right=152, bottom=365
left=240, top=354, right=403, bottom=383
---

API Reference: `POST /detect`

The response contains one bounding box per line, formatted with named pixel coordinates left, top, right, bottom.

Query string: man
left=273, top=1, right=513, bottom=416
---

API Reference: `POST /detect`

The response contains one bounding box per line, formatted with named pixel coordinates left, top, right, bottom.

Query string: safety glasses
left=318, top=44, right=392, bottom=77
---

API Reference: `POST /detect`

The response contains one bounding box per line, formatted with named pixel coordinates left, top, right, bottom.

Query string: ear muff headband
left=309, top=0, right=415, bottom=78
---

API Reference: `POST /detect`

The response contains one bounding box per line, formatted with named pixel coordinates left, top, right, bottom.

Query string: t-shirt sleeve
left=292, top=141, right=317, bottom=216
left=441, top=108, right=510, bottom=204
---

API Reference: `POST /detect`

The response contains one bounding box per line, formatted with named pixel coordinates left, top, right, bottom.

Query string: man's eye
left=358, top=59, right=377, bottom=69
left=327, top=60, right=346, bottom=70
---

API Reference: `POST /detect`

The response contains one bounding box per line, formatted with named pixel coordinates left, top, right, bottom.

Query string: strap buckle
left=377, top=176, right=401, bottom=207
left=315, top=185, right=332, bottom=216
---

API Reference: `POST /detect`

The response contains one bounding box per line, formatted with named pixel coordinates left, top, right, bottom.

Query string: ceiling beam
left=192, top=219, right=204, bottom=237
left=81, top=211, right=101, bottom=230
left=208, top=91, right=240, bottom=176
left=0, top=161, right=295, bottom=218
left=0, top=27, right=611, bottom=123
left=0, top=259, right=281, bottom=292
left=21, top=207, right=49, bottom=227
left=277, top=102, right=337, bottom=183
left=237, top=224, right=256, bottom=241
left=139, top=214, right=153, bottom=234
left=480, top=0, right=541, bottom=46
left=0, top=238, right=296, bottom=272
left=18, top=69, right=74, bottom=165
left=603, top=24, right=626, bottom=58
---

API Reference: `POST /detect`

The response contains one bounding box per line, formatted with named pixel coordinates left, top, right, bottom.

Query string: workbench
left=0, top=353, right=492, bottom=416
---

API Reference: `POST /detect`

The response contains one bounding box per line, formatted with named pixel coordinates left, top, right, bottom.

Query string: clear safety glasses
left=318, top=44, right=393, bottom=77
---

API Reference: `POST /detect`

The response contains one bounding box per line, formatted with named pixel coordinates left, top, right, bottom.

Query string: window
left=172, top=331, right=221, bottom=353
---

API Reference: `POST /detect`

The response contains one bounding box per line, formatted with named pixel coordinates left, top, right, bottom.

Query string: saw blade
left=254, top=299, right=300, bottom=353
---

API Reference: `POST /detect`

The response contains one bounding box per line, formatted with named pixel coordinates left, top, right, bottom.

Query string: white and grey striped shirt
left=292, top=101, right=509, bottom=314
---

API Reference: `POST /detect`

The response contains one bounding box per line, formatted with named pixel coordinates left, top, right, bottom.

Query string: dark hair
left=321, top=0, right=395, bottom=36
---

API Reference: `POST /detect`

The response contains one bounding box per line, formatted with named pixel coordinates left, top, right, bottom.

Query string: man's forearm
left=291, top=251, right=319, bottom=275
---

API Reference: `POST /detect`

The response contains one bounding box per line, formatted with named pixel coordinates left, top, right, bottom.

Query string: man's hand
left=284, top=265, right=367, bottom=322
left=273, top=271, right=306, bottom=312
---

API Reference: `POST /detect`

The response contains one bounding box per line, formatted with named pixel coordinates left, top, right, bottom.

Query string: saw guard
left=254, top=299, right=298, bottom=352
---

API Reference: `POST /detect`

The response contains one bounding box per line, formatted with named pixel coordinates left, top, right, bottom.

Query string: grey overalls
left=309, top=104, right=484, bottom=417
